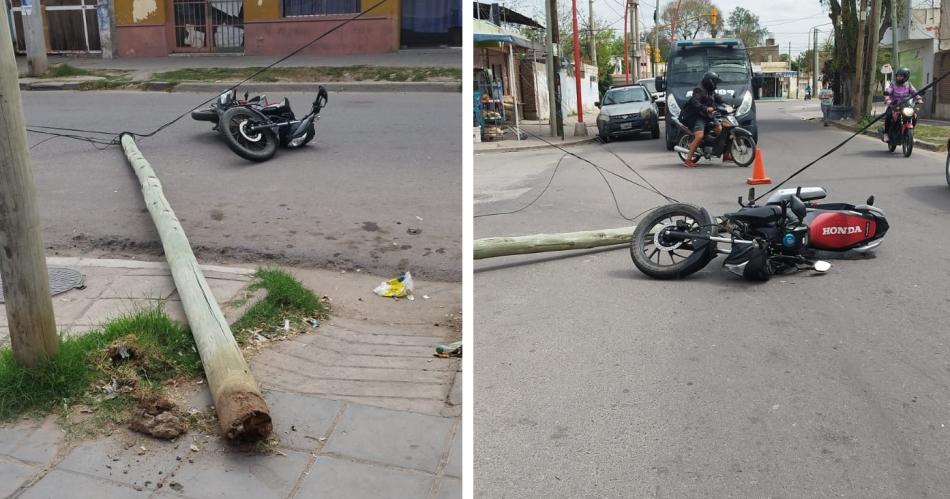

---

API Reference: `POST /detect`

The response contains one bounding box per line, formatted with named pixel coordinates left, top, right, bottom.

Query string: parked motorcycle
left=883, top=99, right=919, bottom=158
left=670, top=103, right=757, bottom=167
left=630, top=186, right=889, bottom=281
left=191, top=86, right=328, bottom=162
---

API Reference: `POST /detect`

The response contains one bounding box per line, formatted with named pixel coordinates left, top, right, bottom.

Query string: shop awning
left=473, top=2, right=544, bottom=29
left=473, top=19, right=535, bottom=49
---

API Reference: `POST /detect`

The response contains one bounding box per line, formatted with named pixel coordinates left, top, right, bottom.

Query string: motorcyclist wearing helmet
left=882, top=67, right=922, bottom=142
left=682, top=71, right=729, bottom=167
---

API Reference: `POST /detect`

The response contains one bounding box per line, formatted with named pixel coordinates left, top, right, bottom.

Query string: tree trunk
left=853, top=0, right=867, bottom=119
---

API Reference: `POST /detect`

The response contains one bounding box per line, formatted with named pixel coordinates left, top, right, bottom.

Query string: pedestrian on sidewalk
left=819, top=83, right=834, bottom=127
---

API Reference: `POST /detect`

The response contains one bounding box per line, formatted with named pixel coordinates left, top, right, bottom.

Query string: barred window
left=283, top=0, right=359, bottom=16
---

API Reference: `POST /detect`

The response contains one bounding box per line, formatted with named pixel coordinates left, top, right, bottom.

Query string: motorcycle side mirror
left=866, top=195, right=874, bottom=206
left=747, top=187, right=755, bottom=206
left=244, top=92, right=249, bottom=101
left=814, top=260, right=832, bottom=273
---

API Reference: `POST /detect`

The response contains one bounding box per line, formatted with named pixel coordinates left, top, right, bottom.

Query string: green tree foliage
left=724, top=7, right=771, bottom=48
left=561, top=25, right=626, bottom=96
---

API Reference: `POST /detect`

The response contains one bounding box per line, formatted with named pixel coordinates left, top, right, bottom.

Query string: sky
left=500, top=0, right=833, bottom=58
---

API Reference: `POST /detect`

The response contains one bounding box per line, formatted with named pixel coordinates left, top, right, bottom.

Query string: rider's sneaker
left=683, top=159, right=697, bottom=168
left=722, top=153, right=733, bottom=162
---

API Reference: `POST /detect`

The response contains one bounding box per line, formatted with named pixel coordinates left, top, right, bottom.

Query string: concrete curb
left=475, top=135, right=599, bottom=154
left=828, top=120, right=947, bottom=152
left=20, top=79, right=462, bottom=93
left=44, top=256, right=254, bottom=276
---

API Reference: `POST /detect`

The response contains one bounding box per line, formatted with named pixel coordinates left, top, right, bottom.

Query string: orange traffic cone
left=746, top=148, right=772, bottom=185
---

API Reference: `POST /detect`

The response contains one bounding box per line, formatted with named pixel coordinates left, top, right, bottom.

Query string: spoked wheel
left=730, top=135, right=756, bottom=167
left=676, top=134, right=700, bottom=164
left=220, top=107, right=278, bottom=162
left=902, top=128, right=914, bottom=158
left=630, top=203, right=716, bottom=279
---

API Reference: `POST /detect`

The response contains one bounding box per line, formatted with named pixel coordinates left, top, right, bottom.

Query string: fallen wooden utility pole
left=0, top=10, right=59, bottom=368
left=474, top=227, right=636, bottom=259
left=120, top=134, right=271, bottom=440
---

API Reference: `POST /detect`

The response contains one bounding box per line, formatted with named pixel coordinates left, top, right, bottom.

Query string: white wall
left=530, top=62, right=599, bottom=120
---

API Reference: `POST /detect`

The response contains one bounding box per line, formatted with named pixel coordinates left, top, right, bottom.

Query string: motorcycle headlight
left=902, top=106, right=915, bottom=117
left=736, top=91, right=753, bottom=117
left=666, top=94, right=681, bottom=117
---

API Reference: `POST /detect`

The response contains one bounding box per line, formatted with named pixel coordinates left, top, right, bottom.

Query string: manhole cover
left=0, top=267, right=84, bottom=303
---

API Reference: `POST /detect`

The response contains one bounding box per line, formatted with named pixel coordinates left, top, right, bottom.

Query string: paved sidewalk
left=16, top=49, right=462, bottom=80
left=0, top=257, right=462, bottom=499
left=475, top=117, right=599, bottom=154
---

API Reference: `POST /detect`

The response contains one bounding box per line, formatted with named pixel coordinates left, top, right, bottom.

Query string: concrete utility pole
left=544, top=0, right=560, bottom=137
left=20, top=0, right=47, bottom=76
left=571, top=0, right=587, bottom=136
left=853, top=0, right=867, bottom=119
left=624, top=0, right=630, bottom=83
left=653, top=7, right=660, bottom=77
left=633, top=0, right=641, bottom=81
left=588, top=0, right=597, bottom=67
left=891, top=0, right=898, bottom=68
left=0, top=6, right=58, bottom=368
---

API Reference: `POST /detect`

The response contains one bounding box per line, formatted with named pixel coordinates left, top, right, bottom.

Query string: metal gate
left=10, top=0, right=101, bottom=52
left=172, top=0, right=243, bottom=53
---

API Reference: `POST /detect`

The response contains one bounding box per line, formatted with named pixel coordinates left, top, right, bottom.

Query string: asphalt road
left=23, top=90, right=461, bottom=281
left=474, top=101, right=950, bottom=497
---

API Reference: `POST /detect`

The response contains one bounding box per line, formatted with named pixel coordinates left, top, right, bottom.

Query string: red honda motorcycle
left=630, top=187, right=889, bottom=281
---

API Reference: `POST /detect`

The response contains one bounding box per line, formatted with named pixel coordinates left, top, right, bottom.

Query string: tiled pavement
left=0, top=258, right=462, bottom=498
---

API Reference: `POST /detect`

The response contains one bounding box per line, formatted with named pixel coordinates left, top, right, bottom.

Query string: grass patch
left=913, top=123, right=949, bottom=145
left=231, top=268, right=326, bottom=344
left=0, top=306, right=200, bottom=423
left=150, top=66, right=461, bottom=84
left=44, top=64, right=93, bottom=78
left=78, top=78, right=133, bottom=91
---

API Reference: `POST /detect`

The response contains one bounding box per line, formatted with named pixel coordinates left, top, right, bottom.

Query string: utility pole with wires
left=891, top=0, right=898, bottom=69
left=588, top=0, right=597, bottom=67
left=0, top=7, right=59, bottom=368
left=632, top=0, right=640, bottom=81
left=571, top=0, right=588, bottom=136
left=852, top=0, right=867, bottom=119
left=654, top=5, right=660, bottom=78
left=544, top=0, right=563, bottom=138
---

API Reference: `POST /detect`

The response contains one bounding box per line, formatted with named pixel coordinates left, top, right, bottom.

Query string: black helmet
left=701, top=71, right=721, bottom=92
left=895, top=67, right=910, bottom=82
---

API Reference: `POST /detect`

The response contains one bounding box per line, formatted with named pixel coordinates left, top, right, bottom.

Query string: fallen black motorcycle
left=630, top=186, right=889, bottom=281
left=670, top=103, right=757, bottom=167
left=191, top=86, right=328, bottom=162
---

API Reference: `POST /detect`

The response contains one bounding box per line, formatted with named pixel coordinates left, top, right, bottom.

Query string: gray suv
left=594, top=84, right=660, bottom=142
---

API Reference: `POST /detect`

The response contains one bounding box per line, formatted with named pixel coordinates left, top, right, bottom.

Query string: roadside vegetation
left=0, top=268, right=323, bottom=438
left=150, top=65, right=461, bottom=83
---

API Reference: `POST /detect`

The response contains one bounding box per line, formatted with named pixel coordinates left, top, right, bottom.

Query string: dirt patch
left=210, top=209, right=225, bottom=221
left=361, top=221, right=380, bottom=232
left=128, top=395, right=187, bottom=440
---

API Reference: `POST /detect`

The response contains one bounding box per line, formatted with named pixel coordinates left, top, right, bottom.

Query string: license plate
left=620, top=123, right=633, bottom=130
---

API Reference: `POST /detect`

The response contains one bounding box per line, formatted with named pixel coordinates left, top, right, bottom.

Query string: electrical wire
left=755, top=69, right=950, bottom=202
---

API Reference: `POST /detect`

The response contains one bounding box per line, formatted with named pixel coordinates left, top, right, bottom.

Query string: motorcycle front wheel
left=630, top=203, right=715, bottom=279
left=903, top=128, right=914, bottom=158
left=220, top=107, right=278, bottom=162
left=730, top=135, right=756, bottom=167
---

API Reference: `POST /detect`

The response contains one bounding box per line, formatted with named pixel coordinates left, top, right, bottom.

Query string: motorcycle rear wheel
left=220, top=107, right=278, bottom=162
left=676, top=134, right=700, bottom=163
left=630, top=203, right=715, bottom=279
left=730, top=135, right=756, bottom=167
left=903, top=128, right=914, bottom=157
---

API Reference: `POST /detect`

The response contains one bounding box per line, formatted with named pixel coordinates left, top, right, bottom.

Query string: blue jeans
left=820, top=104, right=831, bottom=123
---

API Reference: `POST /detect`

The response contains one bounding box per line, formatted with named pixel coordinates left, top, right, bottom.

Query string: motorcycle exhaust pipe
left=674, top=145, right=691, bottom=154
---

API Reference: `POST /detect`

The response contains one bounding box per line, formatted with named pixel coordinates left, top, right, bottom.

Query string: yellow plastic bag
left=373, top=272, right=414, bottom=299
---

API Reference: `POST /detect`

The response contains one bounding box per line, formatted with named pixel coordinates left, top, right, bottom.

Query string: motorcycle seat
left=262, top=98, right=290, bottom=111
left=725, top=205, right=783, bottom=225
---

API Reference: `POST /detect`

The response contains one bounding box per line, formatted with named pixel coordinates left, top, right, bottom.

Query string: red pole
left=572, top=0, right=584, bottom=122
left=624, top=0, right=629, bottom=83
left=671, top=0, right=683, bottom=44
